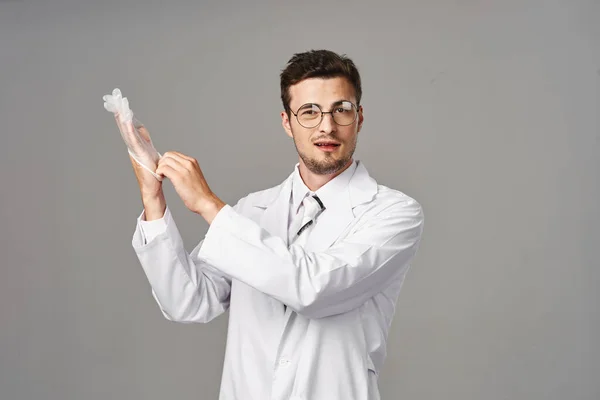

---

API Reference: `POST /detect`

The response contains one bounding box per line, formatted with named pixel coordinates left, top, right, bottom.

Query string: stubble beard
left=292, top=132, right=357, bottom=176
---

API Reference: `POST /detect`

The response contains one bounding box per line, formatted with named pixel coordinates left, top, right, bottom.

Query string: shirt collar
left=291, top=160, right=358, bottom=214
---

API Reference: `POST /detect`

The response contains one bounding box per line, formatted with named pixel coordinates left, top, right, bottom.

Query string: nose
left=319, top=112, right=336, bottom=133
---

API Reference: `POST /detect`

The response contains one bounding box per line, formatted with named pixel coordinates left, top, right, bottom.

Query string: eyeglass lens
left=296, top=101, right=357, bottom=128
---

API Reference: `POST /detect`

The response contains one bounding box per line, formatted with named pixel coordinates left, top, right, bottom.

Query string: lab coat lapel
left=306, top=161, right=378, bottom=252
left=304, top=192, right=354, bottom=252
left=257, top=173, right=293, bottom=245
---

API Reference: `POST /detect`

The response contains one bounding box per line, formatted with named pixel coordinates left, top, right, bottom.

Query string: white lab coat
left=132, top=160, right=424, bottom=400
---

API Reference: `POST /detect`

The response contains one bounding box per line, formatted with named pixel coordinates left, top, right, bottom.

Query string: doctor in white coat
left=129, top=49, right=424, bottom=400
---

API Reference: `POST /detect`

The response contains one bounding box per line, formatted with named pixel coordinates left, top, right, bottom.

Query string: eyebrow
left=299, top=99, right=350, bottom=108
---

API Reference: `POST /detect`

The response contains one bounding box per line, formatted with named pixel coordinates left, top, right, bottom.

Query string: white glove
left=103, top=88, right=162, bottom=180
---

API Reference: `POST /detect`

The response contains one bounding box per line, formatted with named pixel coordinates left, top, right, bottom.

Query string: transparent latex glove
left=103, top=88, right=162, bottom=180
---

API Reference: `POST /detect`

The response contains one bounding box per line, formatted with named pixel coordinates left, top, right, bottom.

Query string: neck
left=298, top=158, right=354, bottom=192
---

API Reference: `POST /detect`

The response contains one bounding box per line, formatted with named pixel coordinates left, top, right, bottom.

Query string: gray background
left=1, top=0, right=598, bottom=399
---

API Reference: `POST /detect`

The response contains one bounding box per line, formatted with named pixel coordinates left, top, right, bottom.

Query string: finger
left=168, top=151, right=196, bottom=163
left=158, top=154, right=187, bottom=172
left=162, top=151, right=197, bottom=167
left=132, top=117, right=151, bottom=142
left=161, top=152, right=195, bottom=170
left=136, top=125, right=152, bottom=143
left=115, top=115, right=141, bottom=147
left=155, top=163, right=178, bottom=180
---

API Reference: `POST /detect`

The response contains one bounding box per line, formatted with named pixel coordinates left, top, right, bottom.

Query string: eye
left=333, top=101, right=353, bottom=113
left=298, top=104, right=321, bottom=117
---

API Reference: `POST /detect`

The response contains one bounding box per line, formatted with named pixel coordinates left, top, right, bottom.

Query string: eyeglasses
left=290, top=101, right=358, bottom=129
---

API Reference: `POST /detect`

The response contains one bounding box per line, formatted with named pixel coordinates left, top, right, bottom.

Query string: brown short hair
left=280, top=49, right=362, bottom=115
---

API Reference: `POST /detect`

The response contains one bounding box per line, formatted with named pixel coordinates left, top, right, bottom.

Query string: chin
left=302, top=154, right=352, bottom=175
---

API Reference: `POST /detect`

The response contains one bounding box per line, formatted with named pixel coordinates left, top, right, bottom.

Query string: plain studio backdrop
left=0, top=0, right=598, bottom=399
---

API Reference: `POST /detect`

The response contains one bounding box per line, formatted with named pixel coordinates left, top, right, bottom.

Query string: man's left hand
left=156, top=151, right=225, bottom=223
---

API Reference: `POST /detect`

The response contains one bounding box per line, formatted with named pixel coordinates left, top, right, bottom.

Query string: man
left=130, top=49, right=424, bottom=400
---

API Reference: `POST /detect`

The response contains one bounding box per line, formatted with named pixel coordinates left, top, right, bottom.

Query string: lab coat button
left=278, top=358, right=290, bottom=366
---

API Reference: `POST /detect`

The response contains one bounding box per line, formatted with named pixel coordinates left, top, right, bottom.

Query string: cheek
left=292, top=129, right=314, bottom=146
left=340, top=128, right=358, bottom=142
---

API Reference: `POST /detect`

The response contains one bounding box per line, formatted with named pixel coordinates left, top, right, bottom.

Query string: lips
left=315, top=142, right=340, bottom=152
left=314, top=142, right=340, bottom=147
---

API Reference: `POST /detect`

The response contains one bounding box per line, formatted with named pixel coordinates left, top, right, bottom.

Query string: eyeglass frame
left=289, top=100, right=360, bottom=128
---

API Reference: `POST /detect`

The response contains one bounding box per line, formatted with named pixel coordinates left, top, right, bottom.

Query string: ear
left=357, top=105, right=364, bottom=133
left=281, top=110, right=293, bottom=138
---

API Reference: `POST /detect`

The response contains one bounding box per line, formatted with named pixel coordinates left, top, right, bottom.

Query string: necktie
left=290, top=194, right=325, bottom=248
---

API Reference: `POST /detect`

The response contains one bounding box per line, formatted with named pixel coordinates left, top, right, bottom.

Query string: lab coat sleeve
left=131, top=201, right=243, bottom=323
left=138, top=209, right=169, bottom=244
left=198, top=198, right=424, bottom=319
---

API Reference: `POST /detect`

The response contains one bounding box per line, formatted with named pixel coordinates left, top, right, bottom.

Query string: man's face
left=281, top=77, right=364, bottom=175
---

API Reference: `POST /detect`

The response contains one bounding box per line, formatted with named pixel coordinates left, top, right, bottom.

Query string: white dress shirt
left=132, top=160, right=424, bottom=400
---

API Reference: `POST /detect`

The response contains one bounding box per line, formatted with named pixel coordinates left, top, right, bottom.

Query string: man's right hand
left=127, top=123, right=166, bottom=221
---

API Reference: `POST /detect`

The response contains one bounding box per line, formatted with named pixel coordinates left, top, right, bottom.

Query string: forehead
left=288, top=77, right=356, bottom=108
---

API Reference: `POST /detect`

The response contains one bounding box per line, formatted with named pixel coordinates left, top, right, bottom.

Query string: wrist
left=142, top=191, right=166, bottom=221
left=196, top=193, right=226, bottom=224
left=141, top=186, right=163, bottom=200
